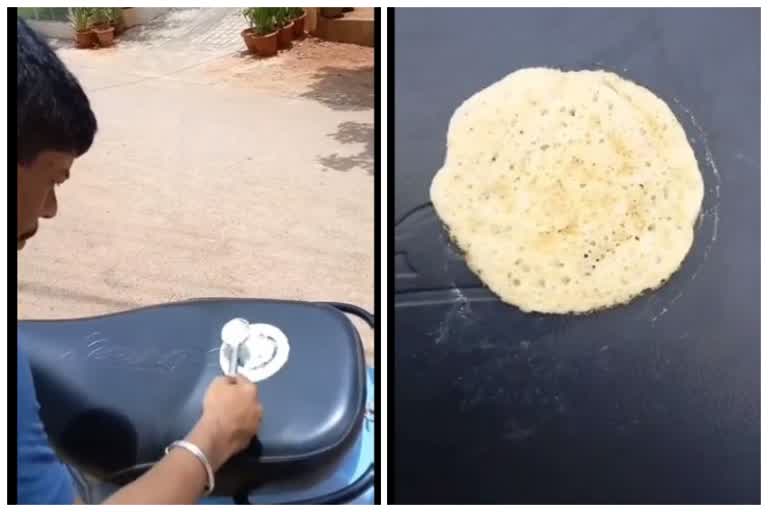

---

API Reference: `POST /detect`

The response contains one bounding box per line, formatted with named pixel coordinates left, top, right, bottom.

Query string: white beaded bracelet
left=165, top=440, right=216, bottom=496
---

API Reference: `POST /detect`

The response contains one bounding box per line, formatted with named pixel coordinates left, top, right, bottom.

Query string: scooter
left=19, top=298, right=375, bottom=504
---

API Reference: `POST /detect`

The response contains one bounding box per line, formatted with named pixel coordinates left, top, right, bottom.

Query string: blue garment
left=17, top=347, right=75, bottom=504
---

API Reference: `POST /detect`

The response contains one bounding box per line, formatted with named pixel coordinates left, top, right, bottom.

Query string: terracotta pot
left=241, top=28, right=258, bottom=54
left=93, top=25, right=115, bottom=47
left=242, top=29, right=278, bottom=57
left=292, top=14, right=306, bottom=38
left=277, top=22, right=294, bottom=49
left=74, top=30, right=96, bottom=49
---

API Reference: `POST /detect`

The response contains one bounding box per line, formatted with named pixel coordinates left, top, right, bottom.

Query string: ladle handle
left=227, top=341, right=243, bottom=376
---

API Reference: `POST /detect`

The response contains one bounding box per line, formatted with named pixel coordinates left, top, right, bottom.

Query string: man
left=16, top=17, right=264, bottom=504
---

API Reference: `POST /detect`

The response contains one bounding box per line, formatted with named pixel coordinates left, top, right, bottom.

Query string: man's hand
left=103, top=375, right=263, bottom=504
left=187, top=375, right=264, bottom=471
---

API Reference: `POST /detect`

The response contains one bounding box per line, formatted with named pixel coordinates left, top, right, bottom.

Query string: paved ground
left=18, top=8, right=375, bottom=364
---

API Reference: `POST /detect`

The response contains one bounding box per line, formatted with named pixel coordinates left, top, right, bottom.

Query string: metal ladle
left=221, top=318, right=251, bottom=377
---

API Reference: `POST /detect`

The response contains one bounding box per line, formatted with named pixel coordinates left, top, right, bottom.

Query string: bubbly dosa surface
left=430, top=68, right=704, bottom=314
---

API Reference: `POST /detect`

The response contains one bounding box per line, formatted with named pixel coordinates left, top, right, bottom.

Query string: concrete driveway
left=18, top=9, right=375, bottom=364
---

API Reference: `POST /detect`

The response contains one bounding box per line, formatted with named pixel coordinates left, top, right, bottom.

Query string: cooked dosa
left=430, top=68, right=704, bottom=314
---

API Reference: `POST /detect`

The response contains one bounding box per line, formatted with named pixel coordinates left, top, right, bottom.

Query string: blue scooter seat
left=18, top=299, right=367, bottom=496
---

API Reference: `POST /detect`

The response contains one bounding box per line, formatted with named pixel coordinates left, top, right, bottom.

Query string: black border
left=373, top=6, right=382, bottom=505
left=9, top=7, right=20, bottom=506
left=385, top=6, right=395, bottom=506
left=9, top=7, right=381, bottom=505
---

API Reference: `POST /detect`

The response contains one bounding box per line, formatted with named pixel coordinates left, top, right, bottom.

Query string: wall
left=25, top=18, right=72, bottom=40
left=121, top=7, right=170, bottom=28
left=23, top=8, right=171, bottom=39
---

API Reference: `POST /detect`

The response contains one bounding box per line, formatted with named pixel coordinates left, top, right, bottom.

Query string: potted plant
left=69, top=7, right=95, bottom=49
left=90, top=8, right=115, bottom=47
left=241, top=8, right=278, bottom=58
left=106, top=7, right=125, bottom=36
left=288, top=8, right=306, bottom=39
left=275, top=8, right=294, bottom=50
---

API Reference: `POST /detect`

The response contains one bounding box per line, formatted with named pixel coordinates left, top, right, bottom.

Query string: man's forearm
left=101, top=422, right=224, bottom=505
left=103, top=448, right=208, bottom=505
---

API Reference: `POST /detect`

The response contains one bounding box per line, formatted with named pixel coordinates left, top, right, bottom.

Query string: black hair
left=17, top=16, right=97, bottom=165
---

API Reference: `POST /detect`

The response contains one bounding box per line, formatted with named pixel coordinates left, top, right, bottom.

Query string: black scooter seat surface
left=18, top=299, right=367, bottom=485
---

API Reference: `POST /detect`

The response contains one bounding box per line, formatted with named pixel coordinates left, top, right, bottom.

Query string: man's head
left=17, top=17, right=97, bottom=250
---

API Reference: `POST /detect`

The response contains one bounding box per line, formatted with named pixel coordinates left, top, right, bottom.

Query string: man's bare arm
left=72, top=422, right=216, bottom=505
left=100, top=422, right=222, bottom=505
left=71, top=376, right=261, bottom=505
